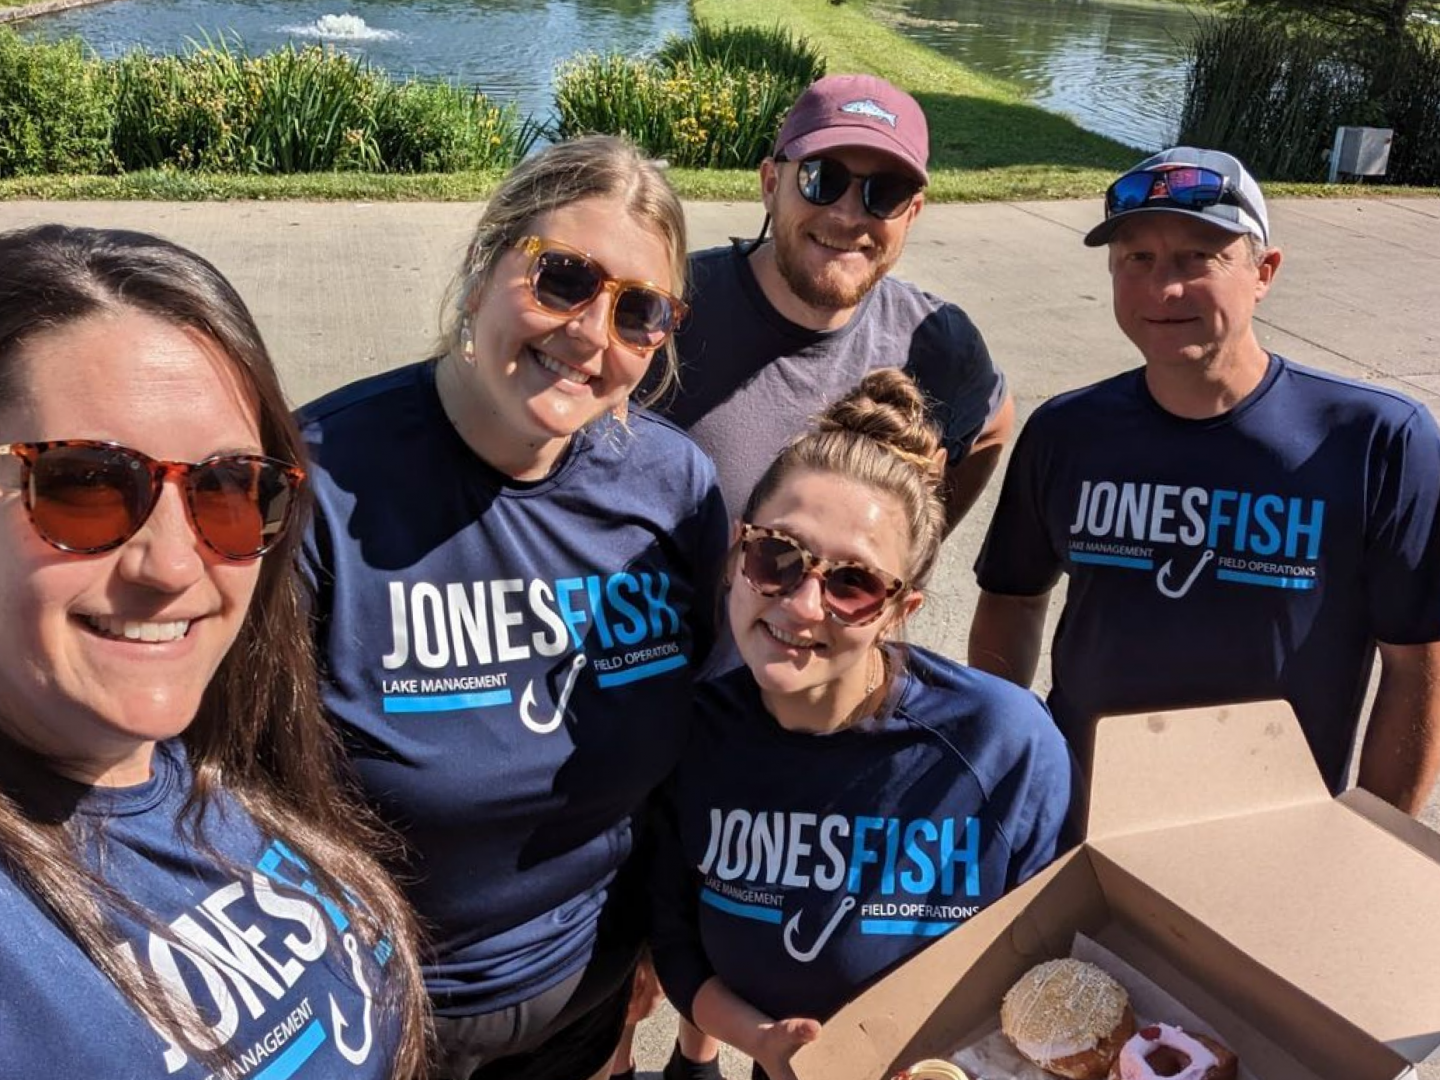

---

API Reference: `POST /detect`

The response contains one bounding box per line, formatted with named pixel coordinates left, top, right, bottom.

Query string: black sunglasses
left=791, top=156, right=923, bottom=220
left=0, top=440, right=304, bottom=559
left=514, top=236, right=687, bottom=352
left=738, top=523, right=906, bottom=627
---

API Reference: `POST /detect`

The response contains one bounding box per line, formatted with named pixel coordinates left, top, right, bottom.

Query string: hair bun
left=746, top=369, right=947, bottom=589
left=817, top=368, right=943, bottom=478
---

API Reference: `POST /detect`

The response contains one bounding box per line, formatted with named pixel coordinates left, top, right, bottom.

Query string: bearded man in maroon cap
left=645, top=73, right=1014, bottom=532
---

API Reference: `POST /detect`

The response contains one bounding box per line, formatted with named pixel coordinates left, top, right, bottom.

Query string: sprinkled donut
left=1000, top=959, right=1136, bottom=1080
left=1108, top=1024, right=1238, bottom=1080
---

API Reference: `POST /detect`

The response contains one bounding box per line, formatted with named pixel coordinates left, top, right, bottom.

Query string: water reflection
left=876, top=0, right=1213, bottom=151
left=15, top=0, right=690, bottom=125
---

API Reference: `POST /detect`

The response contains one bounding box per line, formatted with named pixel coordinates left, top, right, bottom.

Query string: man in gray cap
left=969, top=146, right=1440, bottom=814
left=646, top=72, right=1013, bottom=531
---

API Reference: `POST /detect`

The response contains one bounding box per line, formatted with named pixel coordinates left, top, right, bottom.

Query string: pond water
left=874, top=0, right=1214, bottom=150
left=15, top=0, right=690, bottom=126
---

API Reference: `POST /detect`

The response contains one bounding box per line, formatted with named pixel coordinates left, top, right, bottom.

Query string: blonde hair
left=441, top=134, right=688, bottom=400
left=744, top=368, right=947, bottom=589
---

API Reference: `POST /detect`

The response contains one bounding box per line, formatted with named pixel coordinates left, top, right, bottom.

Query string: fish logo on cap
left=840, top=99, right=898, bottom=127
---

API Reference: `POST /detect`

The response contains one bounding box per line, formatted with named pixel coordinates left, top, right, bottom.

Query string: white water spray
left=281, top=13, right=399, bottom=42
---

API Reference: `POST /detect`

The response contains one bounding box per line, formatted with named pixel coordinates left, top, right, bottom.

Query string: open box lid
left=1086, top=701, right=1440, bottom=1063
left=1086, top=700, right=1329, bottom=840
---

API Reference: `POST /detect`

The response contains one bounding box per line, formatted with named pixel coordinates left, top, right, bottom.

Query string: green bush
left=242, top=42, right=387, bottom=172
left=0, top=28, right=113, bottom=176
left=554, top=53, right=798, bottom=168
left=111, top=47, right=247, bottom=171
left=654, top=21, right=824, bottom=87
left=373, top=82, right=541, bottom=172
left=112, top=39, right=387, bottom=173
left=0, top=31, right=538, bottom=177
left=555, top=18, right=825, bottom=169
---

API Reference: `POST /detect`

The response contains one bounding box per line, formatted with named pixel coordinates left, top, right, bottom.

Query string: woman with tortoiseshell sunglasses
left=0, top=225, right=428, bottom=1079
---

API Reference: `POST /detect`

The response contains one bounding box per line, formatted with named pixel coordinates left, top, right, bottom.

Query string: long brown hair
left=0, top=225, right=429, bottom=1077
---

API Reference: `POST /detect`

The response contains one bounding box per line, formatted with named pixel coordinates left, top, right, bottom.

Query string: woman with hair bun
left=652, top=369, right=1074, bottom=1080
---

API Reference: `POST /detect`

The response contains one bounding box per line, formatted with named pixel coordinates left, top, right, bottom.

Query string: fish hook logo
left=328, top=933, right=374, bottom=1065
left=782, top=896, right=857, bottom=963
left=1156, top=549, right=1215, bottom=599
left=520, top=652, right=588, bottom=734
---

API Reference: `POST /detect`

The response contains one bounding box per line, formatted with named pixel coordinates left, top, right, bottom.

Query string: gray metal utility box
left=1331, top=126, right=1394, bottom=178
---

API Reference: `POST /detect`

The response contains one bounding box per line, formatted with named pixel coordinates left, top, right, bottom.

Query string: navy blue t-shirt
left=651, top=645, right=1073, bottom=1023
left=300, top=360, right=729, bottom=1016
left=0, top=742, right=401, bottom=1078
left=976, top=356, right=1440, bottom=791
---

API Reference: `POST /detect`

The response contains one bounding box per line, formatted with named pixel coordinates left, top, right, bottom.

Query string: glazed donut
left=1000, top=959, right=1136, bottom=1079
left=1108, top=1024, right=1238, bottom=1080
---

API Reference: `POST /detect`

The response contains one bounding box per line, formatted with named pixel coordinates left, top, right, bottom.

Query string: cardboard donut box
left=792, top=701, right=1440, bottom=1080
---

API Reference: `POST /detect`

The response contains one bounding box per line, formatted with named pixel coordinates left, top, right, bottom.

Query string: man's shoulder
left=688, top=244, right=734, bottom=271
left=1277, top=356, right=1429, bottom=425
left=686, top=245, right=743, bottom=295
left=677, top=245, right=759, bottom=340
left=1025, top=370, right=1141, bottom=425
left=847, top=275, right=989, bottom=370
left=868, top=274, right=974, bottom=327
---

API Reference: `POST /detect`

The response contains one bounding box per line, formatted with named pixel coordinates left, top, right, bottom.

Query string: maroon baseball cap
left=773, top=74, right=930, bottom=184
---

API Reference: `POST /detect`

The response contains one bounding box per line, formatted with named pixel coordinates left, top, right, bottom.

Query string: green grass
left=0, top=169, right=505, bottom=199
left=1, top=162, right=1427, bottom=203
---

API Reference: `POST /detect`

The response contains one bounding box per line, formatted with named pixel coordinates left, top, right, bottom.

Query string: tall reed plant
left=110, top=49, right=240, bottom=171
left=1179, top=15, right=1440, bottom=184
left=113, top=38, right=390, bottom=172
left=1377, top=31, right=1440, bottom=184
left=243, top=41, right=387, bottom=172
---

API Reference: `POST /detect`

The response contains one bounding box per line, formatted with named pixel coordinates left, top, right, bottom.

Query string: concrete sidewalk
left=3, top=196, right=1437, bottom=1076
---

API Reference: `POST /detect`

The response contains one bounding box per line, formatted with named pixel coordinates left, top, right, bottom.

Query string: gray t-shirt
left=650, top=243, right=1005, bottom=517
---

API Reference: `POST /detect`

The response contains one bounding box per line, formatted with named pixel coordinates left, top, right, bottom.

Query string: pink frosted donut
left=1109, top=1024, right=1237, bottom=1080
